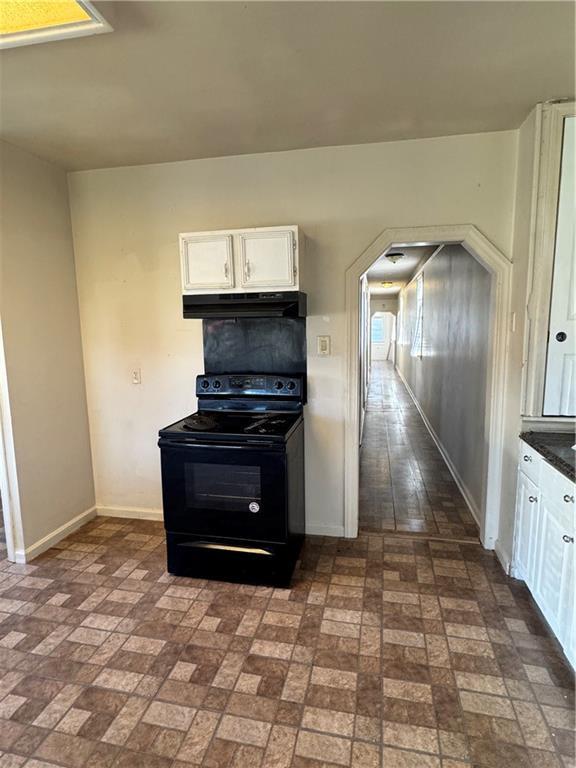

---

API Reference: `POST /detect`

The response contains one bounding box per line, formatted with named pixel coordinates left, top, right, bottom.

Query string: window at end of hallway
left=411, top=273, right=424, bottom=358
left=371, top=315, right=385, bottom=343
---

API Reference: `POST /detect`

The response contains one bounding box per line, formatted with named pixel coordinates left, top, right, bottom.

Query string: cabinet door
left=238, top=230, right=296, bottom=289
left=514, top=470, right=540, bottom=588
left=563, top=543, right=575, bottom=668
left=543, top=115, right=575, bottom=416
left=180, top=234, right=234, bottom=292
left=533, top=495, right=574, bottom=641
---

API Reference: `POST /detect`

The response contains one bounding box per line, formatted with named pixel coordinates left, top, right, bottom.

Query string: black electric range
left=158, top=374, right=305, bottom=586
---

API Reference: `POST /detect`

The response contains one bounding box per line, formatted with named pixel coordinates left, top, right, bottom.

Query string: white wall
left=370, top=296, right=398, bottom=315
left=0, top=141, right=94, bottom=555
left=396, top=245, right=492, bottom=522
left=68, top=130, right=517, bottom=536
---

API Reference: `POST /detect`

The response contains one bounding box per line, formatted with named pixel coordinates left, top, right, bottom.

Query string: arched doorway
left=344, top=224, right=512, bottom=549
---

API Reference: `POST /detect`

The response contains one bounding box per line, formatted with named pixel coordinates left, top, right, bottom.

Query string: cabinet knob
left=523, top=455, right=532, bottom=463
left=563, top=494, right=574, bottom=504
left=562, top=535, right=574, bottom=544
left=224, top=262, right=229, bottom=279
left=528, top=495, right=538, bottom=503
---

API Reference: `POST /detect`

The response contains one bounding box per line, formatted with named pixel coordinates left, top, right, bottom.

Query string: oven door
left=159, top=438, right=287, bottom=543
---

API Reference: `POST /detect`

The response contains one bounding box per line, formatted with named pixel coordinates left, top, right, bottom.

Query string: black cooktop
left=159, top=410, right=302, bottom=443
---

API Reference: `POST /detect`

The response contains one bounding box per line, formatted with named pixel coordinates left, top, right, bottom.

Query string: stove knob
left=274, top=380, right=284, bottom=390
left=200, top=379, right=210, bottom=389
left=286, top=381, right=296, bottom=391
left=213, top=379, right=222, bottom=390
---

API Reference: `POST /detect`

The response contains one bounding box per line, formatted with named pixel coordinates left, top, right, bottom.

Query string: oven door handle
left=158, top=438, right=278, bottom=450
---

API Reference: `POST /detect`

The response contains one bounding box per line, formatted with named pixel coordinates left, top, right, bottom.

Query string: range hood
left=183, top=291, right=307, bottom=319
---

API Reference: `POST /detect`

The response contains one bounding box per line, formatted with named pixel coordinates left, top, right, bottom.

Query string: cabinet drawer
left=518, top=440, right=542, bottom=485
left=540, top=460, right=576, bottom=509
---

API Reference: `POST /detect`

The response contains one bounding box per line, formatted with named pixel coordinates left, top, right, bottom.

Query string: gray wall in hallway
left=396, top=244, right=491, bottom=522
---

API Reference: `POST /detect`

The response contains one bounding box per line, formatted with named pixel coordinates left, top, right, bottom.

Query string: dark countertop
left=520, top=431, right=575, bottom=483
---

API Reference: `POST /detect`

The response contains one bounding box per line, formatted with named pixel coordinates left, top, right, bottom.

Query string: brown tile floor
left=360, top=362, right=479, bottom=539
left=0, top=514, right=574, bottom=767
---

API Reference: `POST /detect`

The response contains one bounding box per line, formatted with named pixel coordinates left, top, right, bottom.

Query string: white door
left=371, top=313, right=396, bottom=362
left=533, top=495, right=573, bottom=640
left=180, top=234, right=234, bottom=292
left=544, top=116, right=576, bottom=415
left=514, top=470, right=540, bottom=587
left=238, top=230, right=296, bottom=289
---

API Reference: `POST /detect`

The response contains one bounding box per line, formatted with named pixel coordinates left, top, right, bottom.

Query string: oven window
left=184, top=463, right=261, bottom=513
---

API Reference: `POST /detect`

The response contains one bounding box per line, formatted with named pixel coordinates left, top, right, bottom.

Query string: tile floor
left=360, top=362, right=479, bottom=539
left=0, top=362, right=573, bottom=767
left=0, top=519, right=574, bottom=767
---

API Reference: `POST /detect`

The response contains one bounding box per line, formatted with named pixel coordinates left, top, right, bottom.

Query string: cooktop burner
left=182, top=414, right=219, bottom=431
left=161, top=410, right=302, bottom=442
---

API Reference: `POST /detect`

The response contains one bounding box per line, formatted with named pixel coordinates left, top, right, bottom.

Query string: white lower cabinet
left=533, top=495, right=573, bottom=641
left=513, top=440, right=575, bottom=668
left=514, top=471, right=540, bottom=584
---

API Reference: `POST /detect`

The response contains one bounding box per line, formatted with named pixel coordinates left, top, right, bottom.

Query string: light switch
left=317, top=335, right=331, bottom=356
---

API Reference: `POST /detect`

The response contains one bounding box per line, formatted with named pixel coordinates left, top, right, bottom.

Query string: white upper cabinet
left=238, top=230, right=296, bottom=289
left=180, top=234, right=234, bottom=291
left=543, top=116, right=576, bottom=416
left=179, top=226, right=300, bottom=294
left=521, top=102, right=576, bottom=418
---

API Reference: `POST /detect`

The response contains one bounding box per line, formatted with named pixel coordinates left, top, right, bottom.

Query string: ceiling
left=0, top=1, right=574, bottom=171
left=367, top=245, right=438, bottom=295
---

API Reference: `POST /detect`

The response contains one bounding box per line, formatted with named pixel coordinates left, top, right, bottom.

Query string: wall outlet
left=317, top=335, right=331, bottom=356
left=132, top=368, right=141, bottom=385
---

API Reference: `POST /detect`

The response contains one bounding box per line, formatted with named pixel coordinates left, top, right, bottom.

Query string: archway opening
left=345, top=225, right=512, bottom=550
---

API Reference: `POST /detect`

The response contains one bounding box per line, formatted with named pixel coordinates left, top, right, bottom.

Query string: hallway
left=359, top=361, right=480, bottom=540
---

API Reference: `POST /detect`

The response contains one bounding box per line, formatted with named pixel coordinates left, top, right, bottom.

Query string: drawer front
left=540, top=460, right=576, bottom=509
left=518, top=440, right=542, bottom=485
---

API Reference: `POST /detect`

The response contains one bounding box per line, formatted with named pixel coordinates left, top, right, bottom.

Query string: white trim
left=13, top=506, right=97, bottom=564
left=494, top=539, right=512, bottom=576
left=305, top=523, right=345, bottom=538
left=0, top=318, right=24, bottom=562
left=396, top=366, right=481, bottom=527
left=0, top=1, right=112, bottom=50
left=345, top=224, right=512, bottom=549
left=96, top=506, right=163, bottom=521
left=94, top=506, right=343, bottom=537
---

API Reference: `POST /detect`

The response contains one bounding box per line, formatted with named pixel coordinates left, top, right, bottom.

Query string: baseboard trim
left=305, top=523, right=345, bottom=538
left=97, top=507, right=342, bottom=537
left=14, top=506, right=97, bottom=563
left=96, top=506, right=163, bottom=522
left=494, top=539, right=511, bottom=576
left=395, top=366, right=482, bottom=531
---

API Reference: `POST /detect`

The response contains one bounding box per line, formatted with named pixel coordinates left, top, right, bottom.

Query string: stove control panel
left=196, top=374, right=303, bottom=398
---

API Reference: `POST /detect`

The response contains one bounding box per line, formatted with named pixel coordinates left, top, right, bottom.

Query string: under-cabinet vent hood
left=183, top=291, right=307, bottom=319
